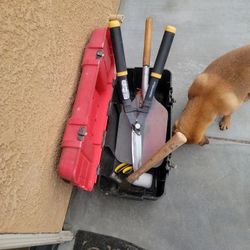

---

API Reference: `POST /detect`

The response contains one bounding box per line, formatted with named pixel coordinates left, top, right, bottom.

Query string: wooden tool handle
left=143, top=17, right=153, bottom=66
left=127, top=132, right=187, bottom=184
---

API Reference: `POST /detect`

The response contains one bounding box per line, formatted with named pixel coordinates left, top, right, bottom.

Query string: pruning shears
left=109, top=19, right=176, bottom=172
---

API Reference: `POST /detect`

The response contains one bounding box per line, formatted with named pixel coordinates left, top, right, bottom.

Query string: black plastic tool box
left=98, top=67, right=174, bottom=200
left=58, top=28, right=175, bottom=199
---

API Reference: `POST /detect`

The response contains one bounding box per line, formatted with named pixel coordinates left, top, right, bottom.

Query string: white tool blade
left=142, top=66, right=150, bottom=100
left=131, top=130, right=142, bottom=171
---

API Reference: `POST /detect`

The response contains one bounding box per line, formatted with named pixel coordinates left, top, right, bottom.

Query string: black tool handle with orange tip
left=143, top=25, right=176, bottom=110
left=109, top=19, right=132, bottom=111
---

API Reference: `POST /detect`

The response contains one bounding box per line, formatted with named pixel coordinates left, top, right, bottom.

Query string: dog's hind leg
left=219, top=114, right=231, bottom=130
left=218, top=92, right=242, bottom=130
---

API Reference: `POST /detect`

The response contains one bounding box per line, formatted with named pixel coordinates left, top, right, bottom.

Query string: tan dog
left=174, top=45, right=250, bottom=145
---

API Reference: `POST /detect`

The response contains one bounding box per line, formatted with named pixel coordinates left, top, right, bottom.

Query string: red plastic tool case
left=58, top=28, right=115, bottom=191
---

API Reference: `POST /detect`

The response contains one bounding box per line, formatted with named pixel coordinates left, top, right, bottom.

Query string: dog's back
left=204, top=45, right=250, bottom=99
left=189, top=45, right=250, bottom=114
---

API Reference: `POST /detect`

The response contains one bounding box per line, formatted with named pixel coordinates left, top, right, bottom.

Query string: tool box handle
left=143, top=26, right=176, bottom=110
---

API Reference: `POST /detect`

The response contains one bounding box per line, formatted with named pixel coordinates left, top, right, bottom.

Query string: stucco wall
left=0, top=0, right=119, bottom=233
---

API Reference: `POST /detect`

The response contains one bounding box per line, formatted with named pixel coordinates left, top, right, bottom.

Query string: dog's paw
left=219, top=116, right=231, bottom=130
left=199, top=136, right=209, bottom=146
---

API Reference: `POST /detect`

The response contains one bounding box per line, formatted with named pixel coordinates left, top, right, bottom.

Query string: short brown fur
left=174, top=45, right=250, bottom=145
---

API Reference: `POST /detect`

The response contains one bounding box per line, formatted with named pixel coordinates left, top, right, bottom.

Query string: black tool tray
left=98, top=67, right=174, bottom=200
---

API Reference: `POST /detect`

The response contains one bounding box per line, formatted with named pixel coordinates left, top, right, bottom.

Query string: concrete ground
left=60, top=0, right=250, bottom=249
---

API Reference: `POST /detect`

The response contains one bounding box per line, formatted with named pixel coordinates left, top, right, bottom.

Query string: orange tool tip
left=165, top=25, right=176, bottom=34
left=108, top=20, right=121, bottom=28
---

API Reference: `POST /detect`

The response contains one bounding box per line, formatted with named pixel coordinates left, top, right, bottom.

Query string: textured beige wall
left=0, top=0, right=119, bottom=233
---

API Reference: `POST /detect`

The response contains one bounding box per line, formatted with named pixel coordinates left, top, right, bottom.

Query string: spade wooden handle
left=127, top=132, right=187, bottom=184
left=143, top=17, right=153, bottom=66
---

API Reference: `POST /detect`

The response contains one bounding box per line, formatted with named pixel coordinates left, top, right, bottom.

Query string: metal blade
left=142, top=66, right=150, bottom=100
left=131, top=129, right=142, bottom=171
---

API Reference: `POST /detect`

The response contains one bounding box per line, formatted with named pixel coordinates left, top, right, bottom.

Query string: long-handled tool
left=113, top=19, right=171, bottom=185
left=109, top=19, right=152, bottom=187
left=132, top=16, right=170, bottom=187
left=141, top=17, right=169, bottom=168
left=113, top=17, right=154, bottom=170
left=131, top=17, right=153, bottom=185
left=131, top=25, right=176, bottom=187
left=109, top=19, right=176, bottom=188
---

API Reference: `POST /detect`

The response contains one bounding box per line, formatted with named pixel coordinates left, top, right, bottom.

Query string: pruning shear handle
left=109, top=20, right=132, bottom=109
left=143, top=25, right=176, bottom=110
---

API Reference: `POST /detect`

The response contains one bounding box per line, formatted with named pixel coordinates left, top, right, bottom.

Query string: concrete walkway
left=60, top=0, right=250, bottom=249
